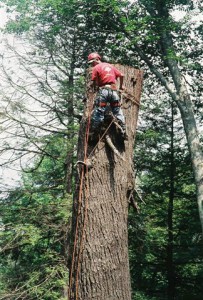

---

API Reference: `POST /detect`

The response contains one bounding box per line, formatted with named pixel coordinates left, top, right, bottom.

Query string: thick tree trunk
left=68, top=65, right=143, bottom=300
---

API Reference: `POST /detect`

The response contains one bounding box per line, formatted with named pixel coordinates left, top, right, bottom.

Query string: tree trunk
left=64, top=49, right=76, bottom=195
left=129, top=2, right=203, bottom=233
left=68, top=65, right=143, bottom=300
left=160, top=24, right=203, bottom=233
left=167, top=103, right=175, bottom=300
left=177, top=82, right=203, bottom=233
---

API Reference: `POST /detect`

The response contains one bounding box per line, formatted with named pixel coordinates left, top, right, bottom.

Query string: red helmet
left=88, top=52, right=101, bottom=63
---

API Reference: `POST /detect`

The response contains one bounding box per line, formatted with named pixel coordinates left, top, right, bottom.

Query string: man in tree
left=88, top=52, right=126, bottom=138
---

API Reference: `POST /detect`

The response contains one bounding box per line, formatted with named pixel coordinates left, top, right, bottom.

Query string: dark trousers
left=91, top=88, right=125, bottom=129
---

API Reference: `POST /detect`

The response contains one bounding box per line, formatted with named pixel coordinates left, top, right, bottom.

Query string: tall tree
left=68, top=65, right=143, bottom=300
left=126, top=0, right=203, bottom=231
left=0, top=0, right=86, bottom=191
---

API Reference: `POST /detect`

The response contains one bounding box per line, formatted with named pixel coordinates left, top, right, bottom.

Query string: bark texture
left=68, top=65, right=143, bottom=300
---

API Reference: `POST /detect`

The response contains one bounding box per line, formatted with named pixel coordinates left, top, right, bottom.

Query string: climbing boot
left=88, top=124, right=100, bottom=141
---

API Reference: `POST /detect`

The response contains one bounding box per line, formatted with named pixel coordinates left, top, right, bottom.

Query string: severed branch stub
left=105, top=134, right=125, bottom=161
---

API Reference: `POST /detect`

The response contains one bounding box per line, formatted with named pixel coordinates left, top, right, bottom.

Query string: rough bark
left=68, top=65, right=143, bottom=300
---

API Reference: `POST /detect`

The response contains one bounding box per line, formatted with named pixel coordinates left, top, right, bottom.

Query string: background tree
left=129, top=90, right=202, bottom=300
left=0, top=0, right=87, bottom=187
left=125, top=0, right=203, bottom=231
left=0, top=135, right=71, bottom=299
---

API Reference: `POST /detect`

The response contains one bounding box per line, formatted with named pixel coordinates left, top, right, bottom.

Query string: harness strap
left=110, top=102, right=121, bottom=107
left=100, top=84, right=117, bottom=91
left=98, top=101, right=107, bottom=107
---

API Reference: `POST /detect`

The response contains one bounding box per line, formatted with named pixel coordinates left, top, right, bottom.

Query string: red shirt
left=91, top=62, right=123, bottom=87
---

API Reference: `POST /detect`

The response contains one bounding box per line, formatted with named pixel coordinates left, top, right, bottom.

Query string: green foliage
left=132, top=291, right=157, bottom=300
left=129, top=96, right=202, bottom=299
left=0, top=135, right=72, bottom=299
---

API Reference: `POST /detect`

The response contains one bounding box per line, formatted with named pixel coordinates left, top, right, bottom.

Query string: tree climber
left=88, top=52, right=127, bottom=138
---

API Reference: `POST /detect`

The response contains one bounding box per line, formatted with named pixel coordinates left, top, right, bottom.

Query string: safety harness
left=98, top=84, right=121, bottom=107
left=99, top=83, right=117, bottom=90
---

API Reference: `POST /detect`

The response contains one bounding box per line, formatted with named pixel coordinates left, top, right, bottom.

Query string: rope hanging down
left=69, top=101, right=117, bottom=299
left=68, top=99, right=92, bottom=300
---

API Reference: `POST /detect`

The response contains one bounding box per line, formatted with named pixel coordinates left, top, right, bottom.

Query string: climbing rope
left=68, top=98, right=93, bottom=300
left=75, top=104, right=92, bottom=300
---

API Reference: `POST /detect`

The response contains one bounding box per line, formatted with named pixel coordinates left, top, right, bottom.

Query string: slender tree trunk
left=177, top=82, right=203, bottom=233
left=65, top=45, right=76, bottom=194
left=160, top=24, right=203, bottom=233
left=130, top=2, right=203, bottom=233
left=160, top=13, right=203, bottom=234
left=68, top=65, right=143, bottom=300
left=167, top=103, right=175, bottom=300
